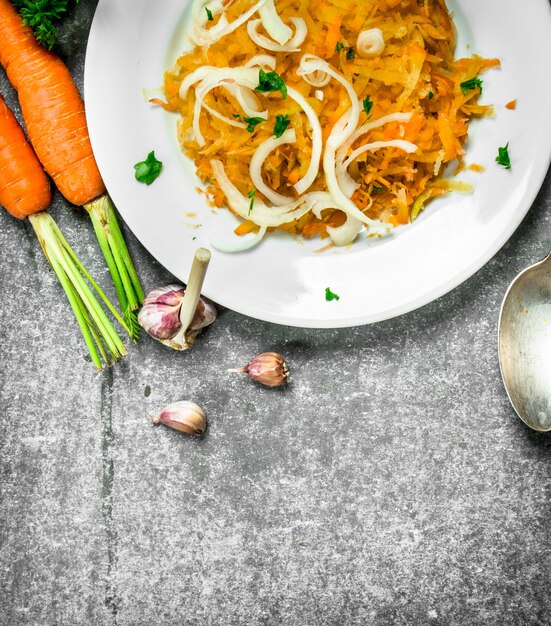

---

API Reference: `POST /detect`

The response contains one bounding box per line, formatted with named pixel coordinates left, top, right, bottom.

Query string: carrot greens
left=13, top=0, right=80, bottom=49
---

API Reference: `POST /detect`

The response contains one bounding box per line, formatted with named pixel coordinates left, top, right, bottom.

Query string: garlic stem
left=178, top=248, right=212, bottom=335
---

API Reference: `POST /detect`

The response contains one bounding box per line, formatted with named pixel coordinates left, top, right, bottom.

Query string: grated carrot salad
left=162, top=0, right=499, bottom=244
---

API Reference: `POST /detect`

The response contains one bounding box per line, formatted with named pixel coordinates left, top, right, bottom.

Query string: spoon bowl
left=499, top=252, right=551, bottom=431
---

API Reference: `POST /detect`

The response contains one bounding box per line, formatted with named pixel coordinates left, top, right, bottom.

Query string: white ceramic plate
left=85, top=0, right=551, bottom=328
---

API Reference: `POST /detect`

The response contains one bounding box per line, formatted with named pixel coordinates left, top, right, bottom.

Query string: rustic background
left=1, top=2, right=551, bottom=624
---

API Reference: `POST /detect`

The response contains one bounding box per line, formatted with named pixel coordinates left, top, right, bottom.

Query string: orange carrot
left=0, top=0, right=104, bottom=206
left=0, top=93, right=127, bottom=369
left=0, top=0, right=143, bottom=329
left=0, top=93, right=50, bottom=218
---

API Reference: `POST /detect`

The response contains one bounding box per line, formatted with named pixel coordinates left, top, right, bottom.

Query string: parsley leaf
left=247, top=189, right=256, bottom=215
left=372, top=186, right=385, bottom=194
left=205, top=6, right=213, bottom=20
left=363, top=96, right=373, bottom=117
left=273, top=114, right=291, bottom=138
left=13, top=0, right=80, bottom=50
left=335, top=42, right=345, bottom=52
left=243, top=116, right=264, bottom=132
left=346, top=47, right=355, bottom=60
left=428, top=91, right=434, bottom=99
left=496, top=143, right=511, bottom=169
left=460, top=76, right=483, bottom=95
left=255, top=69, right=287, bottom=99
left=325, top=287, right=340, bottom=302
left=134, top=151, right=163, bottom=185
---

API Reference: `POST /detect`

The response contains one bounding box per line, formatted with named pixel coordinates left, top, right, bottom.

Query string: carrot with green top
left=0, top=92, right=128, bottom=370
left=0, top=0, right=144, bottom=339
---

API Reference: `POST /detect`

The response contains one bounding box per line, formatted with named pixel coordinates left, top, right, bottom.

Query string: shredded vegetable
left=163, top=0, right=499, bottom=249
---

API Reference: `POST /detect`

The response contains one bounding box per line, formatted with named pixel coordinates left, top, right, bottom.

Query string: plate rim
left=84, top=0, right=551, bottom=328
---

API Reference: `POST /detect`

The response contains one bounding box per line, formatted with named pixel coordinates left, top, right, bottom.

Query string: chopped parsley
left=335, top=42, right=345, bottom=52
left=247, top=189, right=256, bottom=215
left=372, top=186, right=385, bottom=194
left=205, top=6, right=213, bottom=20
left=232, top=113, right=241, bottom=118
left=273, top=114, right=290, bottom=138
left=325, top=287, right=340, bottom=302
left=255, top=69, right=287, bottom=99
left=346, top=47, right=355, bottom=60
left=460, top=76, right=483, bottom=95
left=495, top=143, right=511, bottom=169
left=243, top=116, right=264, bottom=132
left=428, top=91, right=434, bottom=99
left=134, top=151, right=163, bottom=185
left=362, top=96, right=373, bottom=117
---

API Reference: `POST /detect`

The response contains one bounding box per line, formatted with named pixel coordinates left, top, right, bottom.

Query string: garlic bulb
left=138, top=285, right=216, bottom=349
left=138, top=248, right=216, bottom=350
left=150, top=401, right=206, bottom=436
left=232, top=352, right=290, bottom=387
left=356, top=28, right=385, bottom=58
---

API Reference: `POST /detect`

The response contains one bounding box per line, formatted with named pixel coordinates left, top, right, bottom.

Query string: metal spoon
left=499, top=251, right=551, bottom=431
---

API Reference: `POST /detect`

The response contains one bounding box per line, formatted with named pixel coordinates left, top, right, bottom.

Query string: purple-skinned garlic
left=138, top=248, right=216, bottom=350
left=230, top=352, right=290, bottom=388
left=150, top=401, right=206, bottom=436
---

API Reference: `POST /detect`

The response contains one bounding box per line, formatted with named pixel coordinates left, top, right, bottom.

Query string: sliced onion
left=309, top=193, right=363, bottom=246
left=285, top=86, right=323, bottom=195
left=179, top=66, right=218, bottom=100
left=202, top=102, right=247, bottom=129
left=180, top=66, right=266, bottom=122
left=244, top=55, right=277, bottom=70
left=298, top=55, right=360, bottom=140
left=297, top=55, right=389, bottom=230
left=336, top=112, right=414, bottom=162
left=356, top=28, right=385, bottom=59
left=211, top=226, right=268, bottom=253
left=192, top=67, right=263, bottom=145
left=189, top=0, right=229, bottom=46
left=337, top=139, right=419, bottom=197
left=250, top=128, right=297, bottom=206
left=221, top=83, right=265, bottom=118
left=210, top=160, right=320, bottom=227
left=258, top=0, right=293, bottom=45
left=190, top=0, right=267, bottom=47
left=247, top=17, right=307, bottom=52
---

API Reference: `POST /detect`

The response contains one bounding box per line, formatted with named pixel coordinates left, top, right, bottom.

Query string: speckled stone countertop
left=1, top=4, right=551, bottom=625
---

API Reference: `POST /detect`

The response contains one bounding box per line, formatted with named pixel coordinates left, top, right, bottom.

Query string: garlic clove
left=150, top=400, right=206, bottom=436
left=138, top=285, right=186, bottom=340
left=233, top=352, right=290, bottom=387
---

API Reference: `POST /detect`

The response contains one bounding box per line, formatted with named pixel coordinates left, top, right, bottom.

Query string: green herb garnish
left=460, top=76, right=483, bottom=95
left=243, top=116, right=264, bottom=132
left=346, top=47, right=355, bottom=60
left=363, top=96, right=373, bottom=117
left=248, top=189, right=256, bottom=215
left=205, top=6, right=213, bottom=20
left=255, top=69, right=287, bottom=99
left=335, top=42, right=345, bottom=52
left=273, top=114, right=291, bottom=138
left=325, top=287, right=340, bottom=302
left=372, top=186, right=385, bottom=194
left=13, top=0, right=80, bottom=49
left=134, top=151, right=163, bottom=185
left=496, top=143, right=511, bottom=169
left=428, top=91, right=434, bottom=99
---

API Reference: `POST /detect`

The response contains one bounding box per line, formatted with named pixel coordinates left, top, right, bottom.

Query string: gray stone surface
left=1, top=4, right=551, bottom=625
